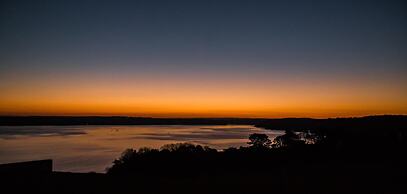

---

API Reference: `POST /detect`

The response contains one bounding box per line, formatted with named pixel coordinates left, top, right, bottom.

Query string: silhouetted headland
left=0, top=159, right=52, bottom=175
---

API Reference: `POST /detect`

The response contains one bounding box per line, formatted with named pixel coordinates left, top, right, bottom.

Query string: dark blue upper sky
left=2, top=0, right=406, bottom=73
left=0, top=0, right=406, bottom=117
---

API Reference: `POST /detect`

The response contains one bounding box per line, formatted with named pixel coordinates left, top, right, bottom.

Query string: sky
left=0, top=0, right=406, bottom=118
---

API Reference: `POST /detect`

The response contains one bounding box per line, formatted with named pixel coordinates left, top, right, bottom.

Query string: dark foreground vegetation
left=1, top=115, right=407, bottom=194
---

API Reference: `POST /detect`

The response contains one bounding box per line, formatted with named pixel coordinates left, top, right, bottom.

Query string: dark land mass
left=2, top=152, right=406, bottom=194
left=1, top=115, right=407, bottom=194
left=1, top=115, right=407, bottom=128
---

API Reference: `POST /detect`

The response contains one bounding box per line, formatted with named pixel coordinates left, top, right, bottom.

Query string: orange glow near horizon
left=1, top=0, right=407, bottom=119
left=1, top=72, right=406, bottom=118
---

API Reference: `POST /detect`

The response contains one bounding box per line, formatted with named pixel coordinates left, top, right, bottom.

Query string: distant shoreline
left=1, top=115, right=406, bottom=130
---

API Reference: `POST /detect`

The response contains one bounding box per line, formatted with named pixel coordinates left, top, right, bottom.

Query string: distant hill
left=1, top=115, right=406, bottom=130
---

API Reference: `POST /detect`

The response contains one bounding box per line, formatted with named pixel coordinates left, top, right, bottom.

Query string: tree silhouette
left=248, top=133, right=271, bottom=148
left=160, top=143, right=204, bottom=153
left=272, top=130, right=305, bottom=148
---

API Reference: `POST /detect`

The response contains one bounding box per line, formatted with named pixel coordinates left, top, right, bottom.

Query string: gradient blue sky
left=1, top=0, right=406, bottom=117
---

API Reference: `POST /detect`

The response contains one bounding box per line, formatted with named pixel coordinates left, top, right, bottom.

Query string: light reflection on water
left=0, top=125, right=283, bottom=172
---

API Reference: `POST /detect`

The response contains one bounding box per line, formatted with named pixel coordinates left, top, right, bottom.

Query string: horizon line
left=1, top=114, right=406, bottom=120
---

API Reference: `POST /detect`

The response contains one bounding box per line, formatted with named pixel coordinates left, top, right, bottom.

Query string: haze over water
left=0, top=125, right=283, bottom=172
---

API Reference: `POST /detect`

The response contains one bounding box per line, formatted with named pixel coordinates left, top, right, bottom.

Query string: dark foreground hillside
left=1, top=147, right=406, bottom=194
left=1, top=115, right=407, bottom=194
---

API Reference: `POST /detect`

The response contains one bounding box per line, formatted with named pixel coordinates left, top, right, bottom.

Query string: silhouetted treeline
left=255, top=115, right=407, bottom=153
left=1, top=115, right=406, bottom=127
left=106, top=142, right=315, bottom=176
left=106, top=127, right=406, bottom=176
left=101, top=130, right=406, bottom=194
left=255, top=115, right=407, bottom=131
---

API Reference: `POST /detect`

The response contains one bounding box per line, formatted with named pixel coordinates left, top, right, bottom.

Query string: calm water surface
left=0, top=125, right=283, bottom=172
